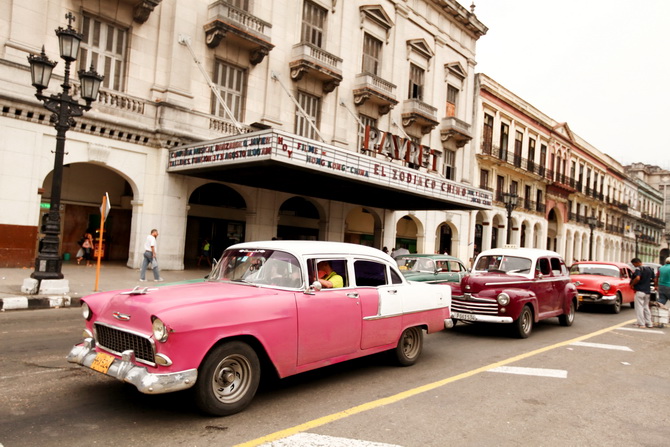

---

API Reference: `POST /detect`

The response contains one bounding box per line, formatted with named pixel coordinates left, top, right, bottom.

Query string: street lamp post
left=502, top=191, right=518, bottom=245
left=634, top=225, right=642, bottom=260
left=27, top=13, right=103, bottom=285
left=587, top=215, right=597, bottom=261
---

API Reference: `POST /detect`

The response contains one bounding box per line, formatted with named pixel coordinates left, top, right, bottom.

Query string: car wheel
left=394, top=326, right=423, bottom=366
left=195, top=341, right=261, bottom=416
left=611, top=292, right=622, bottom=314
left=514, top=305, right=533, bottom=338
left=559, top=299, right=576, bottom=326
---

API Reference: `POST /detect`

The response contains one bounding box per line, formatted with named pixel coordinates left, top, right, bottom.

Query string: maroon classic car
left=452, top=248, right=578, bottom=338
left=569, top=261, right=635, bottom=313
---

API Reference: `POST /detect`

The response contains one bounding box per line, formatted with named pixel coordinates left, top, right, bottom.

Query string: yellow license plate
left=90, top=352, right=115, bottom=374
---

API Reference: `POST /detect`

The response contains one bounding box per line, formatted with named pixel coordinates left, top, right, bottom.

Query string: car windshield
left=208, top=248, right=302, bottom=288
left=474, top=255, right=532, bottom=274
left=397, top=257, right=435, bottom=272
left=570, top=264, right=620, bottom=278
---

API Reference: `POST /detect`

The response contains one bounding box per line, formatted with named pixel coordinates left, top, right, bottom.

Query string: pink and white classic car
left=67, top=241, right=452, bottom=415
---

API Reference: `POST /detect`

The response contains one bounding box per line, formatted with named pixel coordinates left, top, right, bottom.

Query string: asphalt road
left=1, top=306, right=669, bottom=447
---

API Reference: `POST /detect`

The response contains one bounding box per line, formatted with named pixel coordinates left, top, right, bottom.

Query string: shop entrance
left=185, top=183, right=246, bottom=266
left=276, top=197, right=321, bottom=241
left=40, top=163, right=133, bottom=264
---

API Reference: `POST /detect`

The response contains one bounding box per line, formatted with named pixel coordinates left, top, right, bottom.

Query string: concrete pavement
left=0, top=261, right=212, bottom=311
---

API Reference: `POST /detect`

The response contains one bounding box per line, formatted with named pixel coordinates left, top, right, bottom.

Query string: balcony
left=550, top=173, right=577, bottom=193
left=401, top=99, right=439, bottom=134
left=289, top=43, right=343, bottom=93
left=204, top=1, right=274, bottom=65
left=352, top=73, right=398, bottom=115
left=440, top=116, right=472, bottom=148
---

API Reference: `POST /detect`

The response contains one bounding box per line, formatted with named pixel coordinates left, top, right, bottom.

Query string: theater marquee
left=168, top=129, right=492, bottom=211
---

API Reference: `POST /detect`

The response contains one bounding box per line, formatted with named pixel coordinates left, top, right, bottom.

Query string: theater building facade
left=0, top=0, right=492, bottom=269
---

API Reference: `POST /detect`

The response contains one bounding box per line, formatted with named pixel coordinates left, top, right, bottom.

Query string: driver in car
left=317, top=261, right=343, bottom=288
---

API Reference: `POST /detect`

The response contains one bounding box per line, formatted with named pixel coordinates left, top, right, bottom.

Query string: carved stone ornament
left=133, top=0, right=162, bottom=24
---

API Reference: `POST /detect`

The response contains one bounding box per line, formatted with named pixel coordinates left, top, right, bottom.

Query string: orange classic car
left=569, top=261, right=635, bottom=313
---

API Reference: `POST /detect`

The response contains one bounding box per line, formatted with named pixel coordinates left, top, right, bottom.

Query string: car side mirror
left=311, top=281, right=322, bottom=292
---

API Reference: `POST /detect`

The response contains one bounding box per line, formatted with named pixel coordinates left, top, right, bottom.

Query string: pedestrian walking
left=197, top=239, right=212, bottom=267
left=630, top=257, right=654, bottom=328
left=655, top=257, right=670, bottom=305
left=140, top=229, right=163, bottom=282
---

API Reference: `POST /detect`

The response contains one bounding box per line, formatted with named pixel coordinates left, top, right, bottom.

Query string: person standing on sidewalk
left=655, top=257, right=670, bottom=305
left=140, top=229, right=163, bottom=282
left=630, top=257, right=653, bottom=328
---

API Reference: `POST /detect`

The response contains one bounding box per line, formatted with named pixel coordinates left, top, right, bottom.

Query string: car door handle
left=346, top=293, right=359, bottom=298
left=387, top=289, right=398, bottom=294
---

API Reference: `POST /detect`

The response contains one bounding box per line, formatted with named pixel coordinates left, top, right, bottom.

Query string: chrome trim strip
left=363, top=305, right=449, bottom=320
left=67, top=339, right=197, bottom=394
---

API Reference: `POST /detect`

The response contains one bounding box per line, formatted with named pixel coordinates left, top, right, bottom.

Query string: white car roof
left=228, top=240, right=394, bottom=261
left=477, top=248, right=563, bottom=260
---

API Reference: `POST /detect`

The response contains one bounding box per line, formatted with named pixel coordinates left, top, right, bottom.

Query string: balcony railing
left=353, top=73, right=398, bottom=115
left=204, top=1, right=274, bottom=64
left=401, top=99, right=439, bottom=134
left=290, top=42, right=343, bottom=92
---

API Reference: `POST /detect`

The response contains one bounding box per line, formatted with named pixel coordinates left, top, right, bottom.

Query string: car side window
left=550, top=258, right=562, bottom=275
left=537, top=258, right=551, bottom=276
left=354, top=260, right=388, bottom=287
left=307, top=258, right=349, bottom=288
left=390, top=267, right=403, bottom=284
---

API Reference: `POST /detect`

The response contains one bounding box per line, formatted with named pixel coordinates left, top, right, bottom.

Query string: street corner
left=0, top=295, right=81, bottom=311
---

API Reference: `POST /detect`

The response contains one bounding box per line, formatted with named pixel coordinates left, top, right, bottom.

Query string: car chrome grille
left=452, top=296, right=499, bottom=315
left=94, top=323, right=155, bottom=365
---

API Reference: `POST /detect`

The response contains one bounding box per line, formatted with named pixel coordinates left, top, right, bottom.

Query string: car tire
left=394, top=326, right=423, bottom=366
left=195, top=341, right=261, bottom=416
left=559, top=299, right=576, bottom=326
left=514, top=305, right=533, bottom=339
left=611, top=292, right=622, bottom=314
left=630, top=301, right=635, bottom=309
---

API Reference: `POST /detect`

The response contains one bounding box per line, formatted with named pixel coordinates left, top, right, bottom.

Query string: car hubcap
left=402, top=329, right=420, bottom=358
left=212, top=354, right=251, bottom=403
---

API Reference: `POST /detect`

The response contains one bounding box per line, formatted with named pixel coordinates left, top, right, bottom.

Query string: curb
left=0, top=296, right=81, bottom=311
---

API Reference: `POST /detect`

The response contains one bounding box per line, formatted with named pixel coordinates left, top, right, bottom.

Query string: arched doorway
left=395, top=215, right=419, bottom=253
left=186, top=183, right=247, bottom=264
left=344, top=207, right=381, bottom=247
left=277, top=197, right=321, bottom=240
left=41, top=162, right=133, bottom=263
left=437, top=222, right=453, bottom=255
left=491, top=214, right=504, bottom=248
left=547, top=208, right=559, bottom=252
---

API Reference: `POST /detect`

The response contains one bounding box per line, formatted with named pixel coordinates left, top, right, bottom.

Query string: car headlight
left=601, top=282, right=611, bottom=292
left=152, top=316, right=169, bottom=343
left=497, top=292, right=510, bottom=306
left=81, top=302, right=92, bottom=321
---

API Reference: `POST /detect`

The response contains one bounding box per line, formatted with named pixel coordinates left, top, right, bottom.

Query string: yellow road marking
left=235, top=319, right=635, bottom=447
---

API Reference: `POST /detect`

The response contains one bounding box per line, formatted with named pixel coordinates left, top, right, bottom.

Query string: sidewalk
left=0, top=261, right=212, bottom=311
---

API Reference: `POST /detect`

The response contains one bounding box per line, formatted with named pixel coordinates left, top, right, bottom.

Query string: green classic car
left=396, top=254, right=468, bottom=284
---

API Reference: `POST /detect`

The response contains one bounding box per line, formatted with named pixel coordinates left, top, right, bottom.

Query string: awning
left=167, top=129, right=492, bottom=211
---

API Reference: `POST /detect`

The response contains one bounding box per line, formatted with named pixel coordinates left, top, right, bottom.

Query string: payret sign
left=168, top=129, right=492, bottom=208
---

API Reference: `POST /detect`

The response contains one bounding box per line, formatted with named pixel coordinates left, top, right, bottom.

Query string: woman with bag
left=77, top=232, right=95, bottom=267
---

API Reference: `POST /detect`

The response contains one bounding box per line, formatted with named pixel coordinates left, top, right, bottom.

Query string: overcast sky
left=468, top=0, right=670, bottom=168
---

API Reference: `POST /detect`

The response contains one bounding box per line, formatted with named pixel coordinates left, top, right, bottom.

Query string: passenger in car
left=317, top=261, right=343, bottom=288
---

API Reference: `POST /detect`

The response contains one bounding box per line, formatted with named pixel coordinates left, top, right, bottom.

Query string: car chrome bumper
left=67, top=338, right=197, bottom=394
left=578, top=293, right=616, bottom=303
left=452, top=311, right=513, bottom=323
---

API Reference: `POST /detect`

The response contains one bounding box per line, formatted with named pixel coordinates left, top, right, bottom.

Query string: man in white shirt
left=140, top=229, right=163, bottom=281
